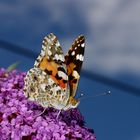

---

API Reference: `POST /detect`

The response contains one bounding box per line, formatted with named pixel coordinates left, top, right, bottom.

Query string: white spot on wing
left=76, top=54, right=84, bottom=61
left=56, top=41, right=60, bottom=47
left=54, top=54, right=59, bottom=60
left=81, top=55, right=84, bottom=61
left=34, top=61, right=39, bottom=67
left=40, top=83, right=47, bottom=91
left=58, top=71, right=68, bottom=80
left=59, top=55, right=65, bottom=62
left=79, top=54, right=84, bottom=61
left=48, top=78, right=54, bottom=85
left=81, top=43, right=85, bottom=48
left=54, top=54, right=65, bottom=62
left=71, top=51, right=75, bottom=56
left=52, top=86, right=61, bottom=93
left=76, top=54, right=80, bottom=60
left=37, top=55, right=42, bottom=61
left=40, top=50, right=45, bottom=56
left=72, top=70, right=80, bottom=79
left=48, top=50, right=52, bottom=56
left=42, top=45, right=46, bottom=50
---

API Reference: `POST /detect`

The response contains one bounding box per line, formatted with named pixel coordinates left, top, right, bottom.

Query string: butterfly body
left=24, top=33, right=85, bottom=110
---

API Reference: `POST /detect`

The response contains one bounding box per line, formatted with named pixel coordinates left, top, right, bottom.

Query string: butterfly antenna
left=78, top=90, right=111, bottom=100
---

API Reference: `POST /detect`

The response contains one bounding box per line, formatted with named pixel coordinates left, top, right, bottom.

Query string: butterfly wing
left=65, top=35, right=85, bottom=97
left=24, top=33, right=70, bottom=109
left=34, top=33, right=68, bottom=89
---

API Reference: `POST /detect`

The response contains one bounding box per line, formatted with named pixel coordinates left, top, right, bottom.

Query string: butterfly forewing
left=34, top=33, right=69, bottom=89
left=65, top=35, right=85, bottom=97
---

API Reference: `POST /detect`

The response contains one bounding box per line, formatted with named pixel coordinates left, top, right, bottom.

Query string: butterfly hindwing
left=24, top=33, right=70, bottom=109
left=65, top=35, right=85, bottom=97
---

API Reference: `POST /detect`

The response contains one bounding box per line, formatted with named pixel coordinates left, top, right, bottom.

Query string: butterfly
left=24, top=33, right=85, bottom=111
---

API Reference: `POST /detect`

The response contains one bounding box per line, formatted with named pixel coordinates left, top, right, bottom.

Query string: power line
left=0, top=40, right=140, bottom=96
left=82, top=70, right=140, bottom=96
left=0, top=40, right=37, bottom=59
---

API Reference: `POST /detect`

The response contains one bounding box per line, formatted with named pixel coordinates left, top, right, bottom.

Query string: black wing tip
left=73, top=35, right=85, bottom=45
left=78, top=35, right=85, bottom=41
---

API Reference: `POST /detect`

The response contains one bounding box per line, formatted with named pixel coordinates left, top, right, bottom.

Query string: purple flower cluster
left=0, top=68, right=96, bottom=140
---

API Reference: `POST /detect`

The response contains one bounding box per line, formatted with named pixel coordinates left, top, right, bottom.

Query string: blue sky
left=0, top=1, right=140, bottom=140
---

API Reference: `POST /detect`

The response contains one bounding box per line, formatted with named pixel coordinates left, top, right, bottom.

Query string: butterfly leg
left=56, top=109, right=61, bottom=120
left=35, top=108, right=46, bottom=118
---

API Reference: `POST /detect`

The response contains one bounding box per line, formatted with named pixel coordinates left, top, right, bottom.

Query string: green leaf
left=7, top=62, right=20, bottom=72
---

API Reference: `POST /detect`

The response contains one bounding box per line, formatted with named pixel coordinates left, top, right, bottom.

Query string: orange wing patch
left=39, top=56, right=67, bottom=89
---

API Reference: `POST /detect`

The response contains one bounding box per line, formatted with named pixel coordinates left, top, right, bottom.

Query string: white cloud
left=0, top=0, right=140, bottom=76
left=80, top=0, right=140, bottom=75
left=134, top=135, right=140, bottom=140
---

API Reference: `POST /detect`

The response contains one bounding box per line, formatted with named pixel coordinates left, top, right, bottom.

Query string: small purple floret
left=0, top=68, right=96, bottom=140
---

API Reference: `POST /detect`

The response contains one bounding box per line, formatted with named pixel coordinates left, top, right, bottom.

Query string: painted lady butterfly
left=24, top=33, right=85, bottom=110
